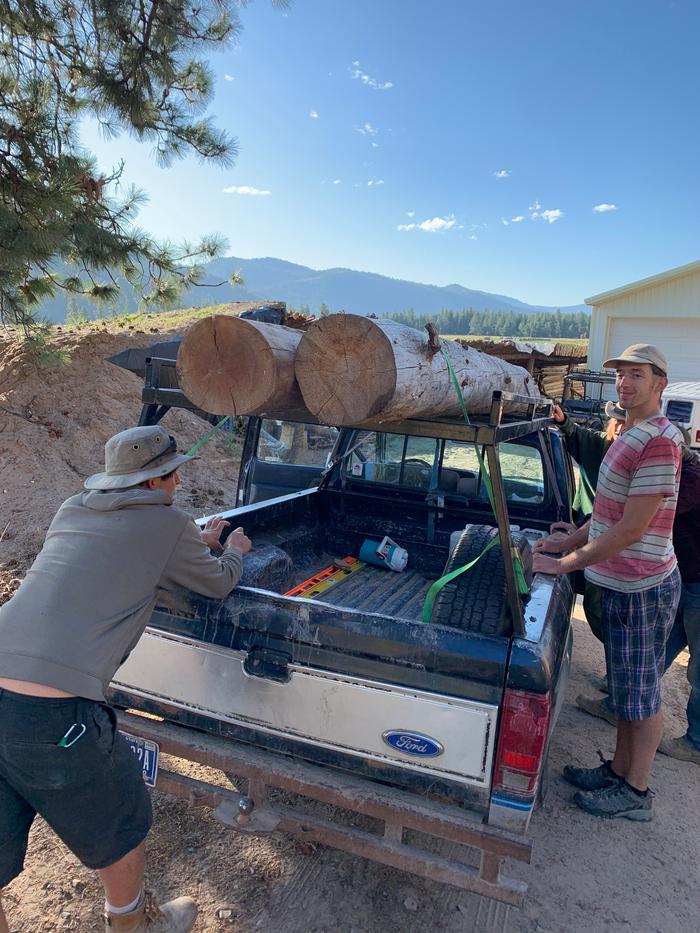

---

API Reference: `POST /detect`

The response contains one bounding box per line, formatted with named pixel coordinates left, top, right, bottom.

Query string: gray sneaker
left=657, top=735, right=700, bottom=764
left=573, top=782, right=654, bottom=821
left=575, top=693, right=617, bottom=725
left=563, top=756, right=622, bottom=791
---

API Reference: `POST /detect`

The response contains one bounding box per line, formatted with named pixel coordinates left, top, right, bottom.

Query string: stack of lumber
left=538, top=365, right=571, bottom=399
left=461, top=338, right=588, bottom=400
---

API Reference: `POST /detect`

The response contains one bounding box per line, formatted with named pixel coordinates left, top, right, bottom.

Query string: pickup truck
left=108, top=349, right=576, bottom=907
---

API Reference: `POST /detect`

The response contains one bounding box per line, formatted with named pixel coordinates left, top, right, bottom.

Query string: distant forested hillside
left=380, top=306, right=590, bottom=339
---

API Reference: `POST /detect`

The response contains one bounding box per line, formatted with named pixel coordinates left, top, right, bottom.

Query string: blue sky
left=81, top=0, right=700, bottom=307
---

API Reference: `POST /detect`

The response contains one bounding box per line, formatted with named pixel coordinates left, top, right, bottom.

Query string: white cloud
left=469, top=234, right=478, bottom=240
left=367, top=179, right=385, bottom=186
left=420, top=216, right=456, bottom=233
left=222, top=185, right=271, bottom=196
left=398, top=215, right=457, bottom=233
left=406, top=211, right=415, bottom=217
left=494, top=169, right=511, bottom=179
left=371, top=141, right=379, bottom=148
left=593, top=203, right=618, bottom=212
left=511, top=215, right=525, bottom=223
left=309, top=110, right=319, bottom=119
left=541, top=209, right=564, bottom=224
left=501, top=218, right=510, bottom=226
left=528, top=202, right=563, bottom=223
left=355, top=122, right=379, bottom=136
left=223, top=73, right=234, bottom=82
left=351, top=61, right=393, bottom=91
left=333, top=179, right=341, bottom=185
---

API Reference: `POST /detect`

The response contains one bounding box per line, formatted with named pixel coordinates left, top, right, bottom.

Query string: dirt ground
left=1, top=317, right=698, bottom=933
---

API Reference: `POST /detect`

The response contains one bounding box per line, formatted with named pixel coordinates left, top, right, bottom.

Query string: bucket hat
left=84, top=426, right=192, bottom=490
left=604, top=401, right=626, bottom=421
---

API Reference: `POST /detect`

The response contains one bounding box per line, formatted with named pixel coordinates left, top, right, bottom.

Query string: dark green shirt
left=558, top=417, right=611, bottom=518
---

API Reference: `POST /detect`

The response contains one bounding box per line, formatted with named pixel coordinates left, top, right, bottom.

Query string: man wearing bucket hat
left=0, top=426, right=251, bottom=933
left=534, top=344, right=682, bottom=821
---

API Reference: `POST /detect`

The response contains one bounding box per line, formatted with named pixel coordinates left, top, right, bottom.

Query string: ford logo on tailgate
left=382, top=730, right=444, bottom=757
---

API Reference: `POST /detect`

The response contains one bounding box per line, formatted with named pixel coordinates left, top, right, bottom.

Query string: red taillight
left=695, top=430, right=700, bottom=445
left=493, top=688, right=551, bottom=795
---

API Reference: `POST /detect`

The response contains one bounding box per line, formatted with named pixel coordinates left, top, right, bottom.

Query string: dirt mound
left=0, top=313, right=248, bottom=602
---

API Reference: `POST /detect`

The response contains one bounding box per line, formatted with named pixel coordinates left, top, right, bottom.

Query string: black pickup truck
left=108, top=350, right=576, bottom=907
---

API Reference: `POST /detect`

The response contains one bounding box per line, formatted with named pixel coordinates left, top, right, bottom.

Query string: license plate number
left=119, top=731, right=159, bottom=787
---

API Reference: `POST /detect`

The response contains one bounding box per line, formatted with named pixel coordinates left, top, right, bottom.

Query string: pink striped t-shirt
left=584, top=415, right=681, bottom=593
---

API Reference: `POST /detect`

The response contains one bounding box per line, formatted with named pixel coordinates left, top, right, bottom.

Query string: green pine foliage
left=0, top=1, right=276, bottom=336
left=386, top=307, right=590, bottom=339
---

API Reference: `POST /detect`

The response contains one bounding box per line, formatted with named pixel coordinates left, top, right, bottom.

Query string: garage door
left=607, top=317, right=699, bottom=383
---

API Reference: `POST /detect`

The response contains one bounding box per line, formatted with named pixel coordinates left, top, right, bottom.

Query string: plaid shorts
left=601, top=567, right=682, bottom=720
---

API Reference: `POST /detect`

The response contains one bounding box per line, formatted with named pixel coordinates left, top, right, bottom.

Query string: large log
left=295, top=315, right=541, bottom=425
left=176, top=314, right=310, bottom=417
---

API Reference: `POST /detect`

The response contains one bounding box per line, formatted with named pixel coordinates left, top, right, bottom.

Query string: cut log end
left=176, top=315, right=299, bottom=416
left=295, top=314, right=397, bottom=424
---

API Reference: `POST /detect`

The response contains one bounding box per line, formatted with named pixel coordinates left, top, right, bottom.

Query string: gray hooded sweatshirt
left=0, top=487, right=243, bottom=700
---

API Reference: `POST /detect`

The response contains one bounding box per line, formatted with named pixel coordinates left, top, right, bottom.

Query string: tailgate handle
left=244, top=647, right=291, bottom=683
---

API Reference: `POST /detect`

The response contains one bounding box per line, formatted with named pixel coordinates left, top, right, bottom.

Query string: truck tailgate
left=113, top=629, right=499, bottom=787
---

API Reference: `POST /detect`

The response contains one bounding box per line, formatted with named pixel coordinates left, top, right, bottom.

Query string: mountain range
left=39, top=255, right=588, bottom=322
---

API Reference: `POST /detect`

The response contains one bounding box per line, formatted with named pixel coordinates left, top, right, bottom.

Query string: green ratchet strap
left=185, top=415, right=231, bottom=457
left=422, top=536, right=500, bottom=622
left=420, top=348, right=528, bottom=623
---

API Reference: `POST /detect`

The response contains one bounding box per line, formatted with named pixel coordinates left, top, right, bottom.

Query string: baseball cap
left=84, top=426, right=192, bottom=490
left=602, top=343, right=668, bottom=375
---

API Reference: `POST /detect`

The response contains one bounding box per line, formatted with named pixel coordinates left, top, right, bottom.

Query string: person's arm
left=552, top=405, right=607, bottom=466
left=200, top=515, right=230, bottom=554
left=534, top=519, right=590, bottom=555
left=161, top=518, right=251, bottom=599
left=538, top=495, right=664, bottom=574
left=674, top=464, right=700, bottom=516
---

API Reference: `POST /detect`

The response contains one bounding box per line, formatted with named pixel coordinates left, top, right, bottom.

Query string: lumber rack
left=117, top=710, right=531, bottom=907
left=342, top=392, right=556, bottom=638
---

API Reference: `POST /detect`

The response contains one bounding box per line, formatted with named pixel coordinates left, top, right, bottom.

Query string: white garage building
left=586, top=258, right=700, bottom=385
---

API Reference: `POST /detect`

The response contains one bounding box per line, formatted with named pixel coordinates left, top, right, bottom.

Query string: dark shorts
left=601, top=568, right=682, bottom=720
left=0, top=689, right=152, bottom=888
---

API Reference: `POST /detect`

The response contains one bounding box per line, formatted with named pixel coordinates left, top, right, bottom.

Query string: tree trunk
left=295, top=314, right=540, bottom=425
left=176, top=314, right=309, bottom=417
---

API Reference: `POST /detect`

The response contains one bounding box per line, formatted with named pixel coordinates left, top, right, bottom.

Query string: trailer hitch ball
left=237, top=796, right=255, bottom=819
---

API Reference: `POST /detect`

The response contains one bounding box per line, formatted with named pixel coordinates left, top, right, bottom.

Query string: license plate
left=119, top=731, right=159, bottom=787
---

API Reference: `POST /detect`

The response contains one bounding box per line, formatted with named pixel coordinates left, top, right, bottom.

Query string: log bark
left=295, top=314, right=541, bottom=425
left=176, top=314, right=309, bottom=417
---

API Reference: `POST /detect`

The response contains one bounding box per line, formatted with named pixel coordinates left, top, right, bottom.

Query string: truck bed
left=294, top=559, right=435, bottom=621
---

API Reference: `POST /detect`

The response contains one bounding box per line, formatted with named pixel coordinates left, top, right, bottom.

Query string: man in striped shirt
left=533, top=344, right=682, bottom=821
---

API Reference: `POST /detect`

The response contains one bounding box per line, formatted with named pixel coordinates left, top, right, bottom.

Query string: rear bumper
left=116, top=709, right=533, bottom=907
left=488, top=793, right=535, bottom=833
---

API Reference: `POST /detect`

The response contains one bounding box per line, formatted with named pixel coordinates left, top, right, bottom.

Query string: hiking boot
left=575, top=693, right=617, bottom=725
left=593, top=675, right=609, bottom=694
left=563, top=753, right=622, bottom=791
left=573, top=782, right=654, bottom=821
left=104, top=890, right=197, bottom=932
left=657, top=735, right=700, bottom=765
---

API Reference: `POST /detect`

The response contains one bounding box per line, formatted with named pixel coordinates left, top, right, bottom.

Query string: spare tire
left=431, top=524, right=533, bottom=637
